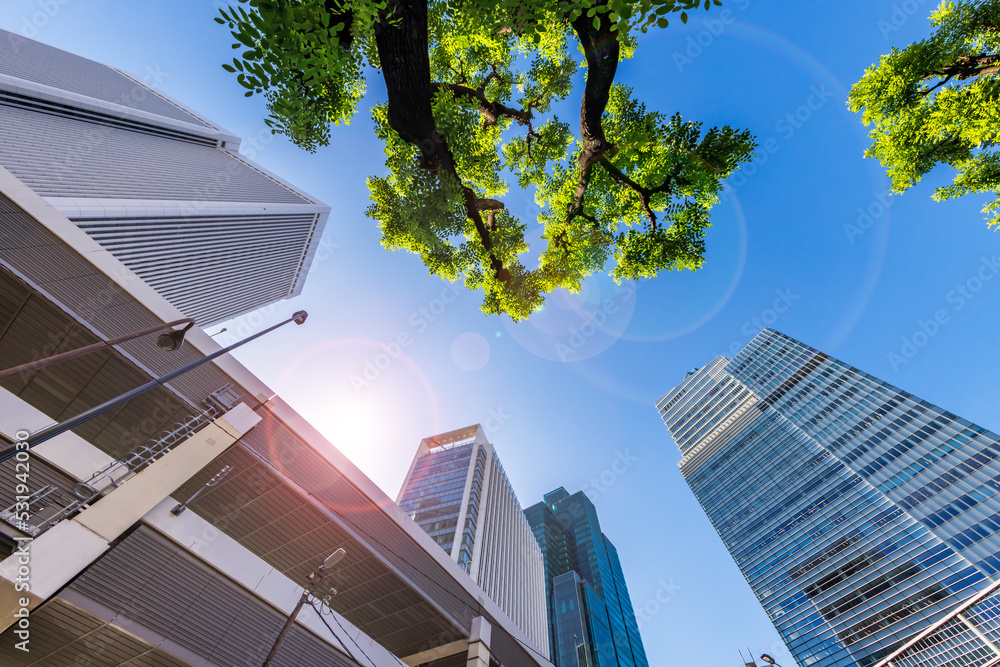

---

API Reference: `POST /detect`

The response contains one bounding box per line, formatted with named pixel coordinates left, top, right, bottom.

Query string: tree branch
left=918, top=134, right=965, bottom=161
left=599, top=157, right=658, bottom=229
left=479, top=65, right=504, bottom=94
left=924, top=53, right=1000, bottom=95
left=523, top=59, right=574, bottom=113
left=922, top=72, right=956, bottom=95
left=649, top=162, right=687, bottom=196
left=431, top=82, right=532, bottom=126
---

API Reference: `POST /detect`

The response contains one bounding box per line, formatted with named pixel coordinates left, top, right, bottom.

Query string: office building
left=398, top=425, right=550, bottom=657
left=0, top=29, right=329, bottom=325
left=0, top=37, right=549, bottom=667
left=657, top=328, right=1000, bottom=667
left=525, top=488, right=648, bottom=667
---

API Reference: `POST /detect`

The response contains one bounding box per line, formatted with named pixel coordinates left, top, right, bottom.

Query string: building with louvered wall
left=0, top=144, right=552, bottom=667
left=0, top=29, right=551, bottom=667
left=0, top=29, right=329, bottom=326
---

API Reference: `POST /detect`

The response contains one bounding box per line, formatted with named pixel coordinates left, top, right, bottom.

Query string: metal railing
left=72, top=408, right=220, bottom=503
left=0, top=384, right=243, bottom=537
left=0, top=485, right=90, bottom=537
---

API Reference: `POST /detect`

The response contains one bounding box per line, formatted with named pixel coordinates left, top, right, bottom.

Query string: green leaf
left=212, top=0, right=757, bottom=319
left=848, top=0, right=1000, bottom=227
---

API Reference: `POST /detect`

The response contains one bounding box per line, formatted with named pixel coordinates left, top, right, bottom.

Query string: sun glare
left=271, top=337, right=444, bottom=495
left=326, top=399, right=380, bottom=450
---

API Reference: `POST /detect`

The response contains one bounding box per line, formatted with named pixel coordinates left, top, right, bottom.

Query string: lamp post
left=0, top=311, right=307, bottom=463
left=760, top=654, right=782, bottom=667
left=262, top=548, right=346, bottom=667
left=171, top=465, right=234, bottom=515
left=0, top=318, right=195, bottom=382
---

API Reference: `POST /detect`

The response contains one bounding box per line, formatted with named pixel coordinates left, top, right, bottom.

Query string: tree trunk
left=566, top=7, right=621, bottom=220
left=374, top=0, right=442, bottom=164
left=373, top=0, right=504, bottom=277
left=572, top=10, right=619, bottom=154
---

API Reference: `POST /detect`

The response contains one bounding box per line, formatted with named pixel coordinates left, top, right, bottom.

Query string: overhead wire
left=322, top=499, right=554, bottom=665
left=308, top=599, right=410, bottom=667
left=236, top=459, right=552, bottom=665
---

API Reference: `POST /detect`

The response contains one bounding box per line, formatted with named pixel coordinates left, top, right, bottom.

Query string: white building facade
left=0, top=29, right=329, bottom=326
left=399, top=425, right=551, bottom=659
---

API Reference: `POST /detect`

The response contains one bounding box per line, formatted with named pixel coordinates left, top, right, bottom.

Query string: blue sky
left=4, top=1, right=1000, bottom=665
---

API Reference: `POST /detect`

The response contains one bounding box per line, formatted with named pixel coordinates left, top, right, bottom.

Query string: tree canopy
left=216, top=0, right=756, bottom=319
left=848, top=0, right=1000, bottom=227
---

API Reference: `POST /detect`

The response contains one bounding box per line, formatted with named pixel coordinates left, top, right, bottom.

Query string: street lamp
left=156, top=321, right=195, bottom=351
left=760, top=654, right=782, bottom=667
left=261, top=548, right=346, bottom=667
left=0, top=317, right=196, bottom=383
left=0, top=310, right=308, bottom=463
left=171, top=465, right=233, bottom=515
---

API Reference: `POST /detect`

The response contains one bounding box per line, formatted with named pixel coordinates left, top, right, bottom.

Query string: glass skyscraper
left=398, top=425, right=549, bottom=657
left=525, top=488, right=648, bottom=667
left=657, top=328, right=1000, bottom=667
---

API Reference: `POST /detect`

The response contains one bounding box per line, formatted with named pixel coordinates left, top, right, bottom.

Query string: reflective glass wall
left=527, top=487, right=649, bottom=667
left=658, top=329, right=1000, bottom=667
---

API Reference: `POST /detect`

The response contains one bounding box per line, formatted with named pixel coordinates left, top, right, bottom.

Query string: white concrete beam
left=467, top=616, right=491, bottom=667
left=401, top=639, right=469, bottom=666
left=0, top=403, right=258, bottom=632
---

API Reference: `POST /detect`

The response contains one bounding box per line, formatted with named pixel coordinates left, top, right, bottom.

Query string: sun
left=326, top=398, right=381, bottom=449
left=267, top=336, right=444, bottom=493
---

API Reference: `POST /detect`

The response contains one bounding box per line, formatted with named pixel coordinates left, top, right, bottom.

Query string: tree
left=848, top=1, right=1000, bottom=227
left=216, top=0, right=756, bottom=319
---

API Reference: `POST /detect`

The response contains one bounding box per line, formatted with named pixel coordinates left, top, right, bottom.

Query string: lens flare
left=261, top=337, right=443, bottom=491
